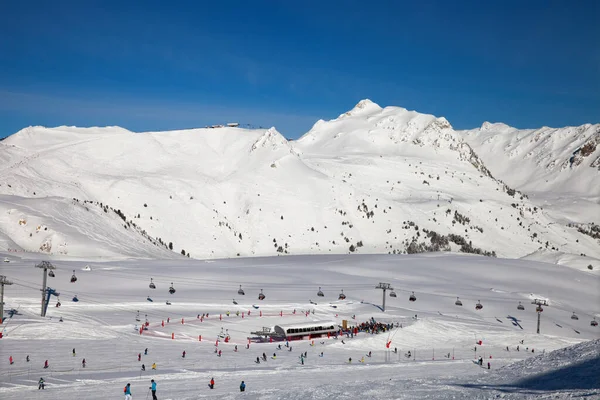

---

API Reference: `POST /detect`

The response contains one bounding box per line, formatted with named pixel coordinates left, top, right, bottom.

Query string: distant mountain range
left=0, top=100, right=597, bottom=271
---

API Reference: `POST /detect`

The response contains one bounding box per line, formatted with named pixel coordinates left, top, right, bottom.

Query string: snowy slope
left=0, top=253, right=598, bottom=399
left=0, top=104, right=598, bottom=267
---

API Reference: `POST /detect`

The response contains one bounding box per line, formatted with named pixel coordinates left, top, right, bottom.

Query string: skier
left=487, top=362, right=491, bottom=370
left=348, top=357, right=352, bottom=363
left=240, top=380, right=246, bottom=392
left=288, top=346, right=292, bottom=352
left=141, top=364, right=146, bottom=371
left=272, top=353, right=276, bottom=359
left=532, top=348, right=535, bottom=353
left=44, top=360, right=49, bottom=369
left=124, top=383, right=132, bottom=400
left=407, top=351, right=411, bottom=358
left=368, top=351, right=372, bottom=357
left=300, top=355, right=304, bottom=365
left=59, top=316, right=63, bottom=322
left=517, top=346, right=520, bottom=352
left=319, top=352, right=324, bottom=357
left=152, top=362, right=157, bottom=370
left=182, top=350, right=186, bottom=358
left=149, top=379, right=157, bottom=400
left=304, top=351, right=307, bottom=357
left=209, top=377, right=215, bottom=389
left=234, top=345, right=238, bottom=352
left=145, top=348, right=148, bottom=355
left=73, top=348, right=76, bottom=357
left=9, top=356, right=13, bottom=365
left=82, top=358, right=86, bottom=368
left=38, top=377, right=45, bottom=390
left=262, top=353, right=267, bottom=361
left=394, top=348, right=397, bottom=354
left=278, top=344, right=282, bottom=350
left=26, top=355, right=30, bottom=362
left=138, top=353, right=142, bottom=361
left=256, top=356, right=260, bottom=364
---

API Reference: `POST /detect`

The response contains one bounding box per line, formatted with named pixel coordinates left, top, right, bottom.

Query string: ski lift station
left=275, top=321, right=338, bottom=340
left=250, top=321, right=338, bottom=341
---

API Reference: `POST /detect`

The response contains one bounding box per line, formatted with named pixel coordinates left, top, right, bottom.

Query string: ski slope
left=0, top=253, right=598, bottom=399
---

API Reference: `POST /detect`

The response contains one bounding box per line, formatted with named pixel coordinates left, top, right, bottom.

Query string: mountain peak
left=339, top=99, right=382, bottom=119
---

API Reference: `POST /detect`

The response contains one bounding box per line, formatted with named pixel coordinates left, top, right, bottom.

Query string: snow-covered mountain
left=0, top=101, right=597, bottom=268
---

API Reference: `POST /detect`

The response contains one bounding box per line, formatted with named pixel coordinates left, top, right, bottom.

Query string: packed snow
left=0, top=253, right=598, bottom=399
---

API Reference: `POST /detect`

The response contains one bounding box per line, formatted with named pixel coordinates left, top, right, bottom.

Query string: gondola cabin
left=169, top=283, right=176, bottom=294
left=149, top=278, right=156, bottom=289
left=390, top=291, right=397, bottom=298
left=517, top=302, right=525, bottom=311
left=273, top=321, right=338, bottom=341
left=70, top=270, right=77, bottom=283
left=338, top=290, right=346, bottom=300
left=317, top=287, right=324, bottom=297
left=475, top=300, right=483, bottom=310
left=455, top=297, right=462, bottom=306
left=238, top=285, right=245, bottom=296
left=258, top=289, right=265, bottom=301
left=409, top=292, right=416, bottom=302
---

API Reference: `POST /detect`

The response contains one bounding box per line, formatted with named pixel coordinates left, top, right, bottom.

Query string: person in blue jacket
left=124, top=383, right=132, bottom=400
left=150, top=379, right=157, bottom=400
left=240, top=380, right=246, bottom=392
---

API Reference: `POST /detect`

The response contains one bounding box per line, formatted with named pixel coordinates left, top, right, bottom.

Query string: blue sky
left=1, top=0, right=598, bottom=139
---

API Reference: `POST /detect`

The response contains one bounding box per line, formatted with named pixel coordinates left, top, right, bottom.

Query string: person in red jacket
left=209, top=377, right=215, bottom=389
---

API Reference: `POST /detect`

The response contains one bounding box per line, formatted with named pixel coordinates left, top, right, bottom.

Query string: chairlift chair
left=49, top=270, right=55, bottom=277
left=72, top=295, right=79, bottom=302
left=455, top=297, right=462, bottom=306
left=147, top=296, right=153, bottom=302
left=389, top=291, right=397, bottom=298
left=591, top=318, right=598, bottom=327
left=409, top=291, right=416, bottom=302
left=166, top=301, right=171, bottom=305
left=169, top=282, right=176, bottom=294
left=238, top=285, right=245, bottom=295
left=149, top=278, right=156, bottom=289
left=338, top=290, right=346, bottom=300
left=70, top=270, right=77, bottom=283
left=536, top=305, right=543, bottom=313
left=475, top=300, right=483, bottom=310
left=233, top=299, right=238, bottom=305
left=317, top=287, right=324, bottom=297
left=517, top=302, right=525, bottom=311
left=571, top=312, right=578, bottom=320
left=258, top=289, right=265, bottom=301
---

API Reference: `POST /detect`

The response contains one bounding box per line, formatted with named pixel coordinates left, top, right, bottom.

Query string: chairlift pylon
left=455, top=297, right=462, bottom=306
left=70, top=270, right=77, bottom=283
left=169, top=282, right=176, bottom=294
left=149, top=278, right=156, bottom=289
left=517, top=301, right=525, bottom=311
left=475, top=300, right=483, bottom=310
left=338, top=289, right=346, bottom=300
left=571, top=312, right=578, bottom=320
left=238, top=285, right=245, bottom=296
left=409, top=291, right=416, bottom=302
left=317, top=287, right=324, bottom=297
left=258, top=289, right=265, bottom=301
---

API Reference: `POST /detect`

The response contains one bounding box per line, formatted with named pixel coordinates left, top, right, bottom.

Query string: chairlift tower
left=35, top=261, right=56, bottom=317
left=376, top=282, right=393, bottom=312
left=531, top=299, right=548, bottom=334
left=0, top=275, right=13, bottom=323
